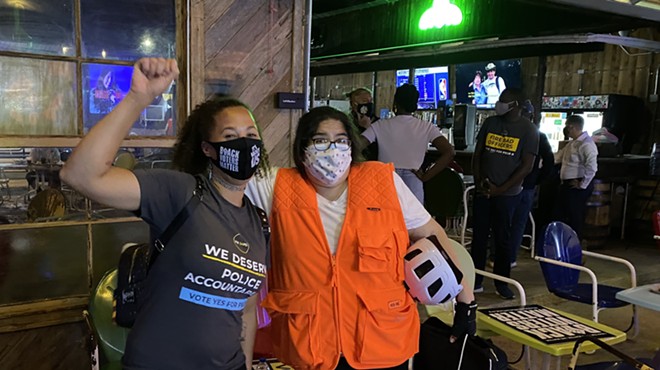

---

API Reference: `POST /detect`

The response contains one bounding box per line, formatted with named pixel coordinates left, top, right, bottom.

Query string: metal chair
left=87, top=268, right=129, bottom=369
left=460, top=185, right=475, bottom=246
left=423, top=168, right=464, bottom=238
left=535, top=221, right=637, bottom=334
left=424, top=240, right=527, bottom=323
left=569, top=336, right=657, bottom=370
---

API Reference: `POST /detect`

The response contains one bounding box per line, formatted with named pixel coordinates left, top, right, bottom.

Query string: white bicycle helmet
left=404, top=235, right=464, bottom=305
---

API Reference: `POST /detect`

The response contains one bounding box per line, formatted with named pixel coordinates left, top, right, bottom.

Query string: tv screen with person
left=82, top=63, right=134, bottom=132
left=455, top=59, right=521, bottom=109
left=396, top=66, right=449, bottom=110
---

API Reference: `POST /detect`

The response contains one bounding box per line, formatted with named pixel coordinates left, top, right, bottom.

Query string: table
left=615, top=283, right=660, bottom=311
left=477, top=306, right=626, bottom=370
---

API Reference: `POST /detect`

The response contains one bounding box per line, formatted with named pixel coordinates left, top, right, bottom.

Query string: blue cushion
left=552, top=283, right=629, bottom=308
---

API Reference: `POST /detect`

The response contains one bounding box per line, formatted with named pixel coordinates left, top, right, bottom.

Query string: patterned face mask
left=303, top=145, right=352, bottom=187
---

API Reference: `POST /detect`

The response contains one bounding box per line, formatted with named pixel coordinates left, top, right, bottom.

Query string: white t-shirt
left=246, top=168, right=431, bottom=254
left=483, top=76, right=506, bottom=104
left=361, top=115, right=442, bottom=170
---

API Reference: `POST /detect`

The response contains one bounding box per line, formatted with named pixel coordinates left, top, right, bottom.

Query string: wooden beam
left=0, top=296, right=88, bottom=333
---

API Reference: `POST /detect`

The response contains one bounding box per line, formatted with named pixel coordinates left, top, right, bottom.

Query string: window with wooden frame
left=0, top=0, right=180, bottom=144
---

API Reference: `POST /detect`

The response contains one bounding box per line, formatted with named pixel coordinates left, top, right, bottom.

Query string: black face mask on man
left=356, top=102, right=374, bottom=118
left=207, top=138, right=263, bottom=180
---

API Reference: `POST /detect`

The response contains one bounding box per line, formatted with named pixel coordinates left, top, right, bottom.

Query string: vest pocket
left=356, top=287, right=419, bottom=365
left=261, top=290, right=319, bottom=366
left=357, top=231, right=395, bottom=272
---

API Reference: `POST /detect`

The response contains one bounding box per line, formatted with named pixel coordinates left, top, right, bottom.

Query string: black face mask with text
left=207, top=137, right=263, bottom=180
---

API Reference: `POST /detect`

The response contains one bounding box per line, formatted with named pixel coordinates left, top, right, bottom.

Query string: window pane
left=82, top=63, right=176, bottom=136
left=81, top=0, right=176, bottom=61
left=0, top=146, right=174, bottom=225
left=0, top=0, right=75, bottom=56
left=0, top=56, right=77, bottom=135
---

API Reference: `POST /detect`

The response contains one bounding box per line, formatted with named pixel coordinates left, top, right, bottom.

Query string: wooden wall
left=544, top=46, right=653, bottom=98
left=312, top=71, right=397, bottom=115
left=314, top=72, right=374, bottom=101
left=191, top=0, right=306, bottom=167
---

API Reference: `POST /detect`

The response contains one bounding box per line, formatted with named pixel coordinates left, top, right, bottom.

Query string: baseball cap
left=485, top=62, right=496, bottom=71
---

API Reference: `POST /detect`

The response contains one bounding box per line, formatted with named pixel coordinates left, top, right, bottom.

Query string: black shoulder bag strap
left=153, top=175, right=205, bottom=253
left=253, top=206, right=271, bottom=244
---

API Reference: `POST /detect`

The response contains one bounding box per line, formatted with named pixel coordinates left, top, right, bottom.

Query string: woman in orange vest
left=247, top=106, right=476, bottom=370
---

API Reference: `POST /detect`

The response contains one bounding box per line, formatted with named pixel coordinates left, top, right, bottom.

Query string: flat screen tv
left=455, top=59, right=522, bottom=109
left=396, top=66, right=449, bottom=110
left=82, top=63, right=134, bottom=132
left=82, top=63, right=176, bottom=135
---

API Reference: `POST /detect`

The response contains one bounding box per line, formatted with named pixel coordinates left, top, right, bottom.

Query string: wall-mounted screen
left=455, top=59, right=522, bottom=109
left=396, top=66, right=449, bottom=110
left=83, top=63, right=176, bottom=136
left=82, top=63, right=133, bottom=131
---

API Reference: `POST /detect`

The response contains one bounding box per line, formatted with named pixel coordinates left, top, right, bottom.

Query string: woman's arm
left=60, top=58, right=178, bottom=210
left=417, top=135, right=455, bottom=181
left=241, top=294, right=259, bottom=368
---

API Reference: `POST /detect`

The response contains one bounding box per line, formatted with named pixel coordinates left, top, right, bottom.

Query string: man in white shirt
left=554, top=115, right=598, bottom=238
left=483, top=63, right=506, bottom=105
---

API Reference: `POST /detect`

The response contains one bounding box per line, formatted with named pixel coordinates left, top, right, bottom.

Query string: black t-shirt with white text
left=123, top=170, right=268, bottom=370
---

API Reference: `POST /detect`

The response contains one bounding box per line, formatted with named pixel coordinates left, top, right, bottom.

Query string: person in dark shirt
left=61, top=58, right=270, bottom=370
left=472, top=89, right=538, bottom=300
left=348, top=88, right=379, bottom=160
left=509, top=100, right=554, bottom=267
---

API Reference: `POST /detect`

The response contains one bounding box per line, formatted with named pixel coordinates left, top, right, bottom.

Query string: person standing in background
left=348, top=88, right=379, bottom=161
left=553, top=115, right=598, bottom=239
left=509, top=100, right=554, bottom=267
left=361, top=84, right=455, bottom=204
left=483, top=63, right=506, bottom=105
left=471, top=88, right=538, bottom=299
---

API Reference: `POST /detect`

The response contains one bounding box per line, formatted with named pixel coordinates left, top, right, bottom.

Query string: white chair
left=534, top=222, right=638, bottom=336
left=525, top=211, right=536, bottom=258
left=460, top=185, right=475, bottom=246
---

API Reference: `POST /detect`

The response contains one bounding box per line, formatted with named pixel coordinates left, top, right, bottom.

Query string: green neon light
left=419, top=0, right=463, bottom=30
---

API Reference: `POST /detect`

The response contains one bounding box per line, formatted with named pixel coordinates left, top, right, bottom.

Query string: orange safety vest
left=261, top=162, right=419, bottom=370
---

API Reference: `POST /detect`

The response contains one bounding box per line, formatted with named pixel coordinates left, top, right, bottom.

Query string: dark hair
left=474, top=71, right=483, bottom=80
left=293, top=106, right=365, bottom=177
left=172, top=95, right=270, bottom=176
left=347, top=87, right=372, bottom=101
left=394, top=84, right=419, bottom=113
left=96, top=69, right=117, bottom=90
left=566, top=114, right=585, bottom=130
left=499, top=88, right=525, bottom=106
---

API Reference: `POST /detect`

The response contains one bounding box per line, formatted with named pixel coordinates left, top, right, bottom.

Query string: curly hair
left=171, top=95, right=270, bottom=176
left=293, top=106, right=364, bottom=178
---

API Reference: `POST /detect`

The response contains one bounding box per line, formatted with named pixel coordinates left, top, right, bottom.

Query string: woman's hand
left=129, top=58, right=179, bottom=106
left=450, top=300, right=477, bottom=342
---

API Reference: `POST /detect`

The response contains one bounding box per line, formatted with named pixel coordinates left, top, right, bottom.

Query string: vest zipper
left=331, top=254, right=343, bottom=363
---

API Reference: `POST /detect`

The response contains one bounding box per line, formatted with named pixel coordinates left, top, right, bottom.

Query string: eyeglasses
left=311, top=138, right=351, bottom=151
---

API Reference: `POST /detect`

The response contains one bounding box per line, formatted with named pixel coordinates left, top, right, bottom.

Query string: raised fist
left=129, top=58, right=179, bottom=106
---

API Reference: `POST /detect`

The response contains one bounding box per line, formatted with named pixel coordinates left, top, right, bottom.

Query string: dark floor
left=472, top=238, right=660, bottom=369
